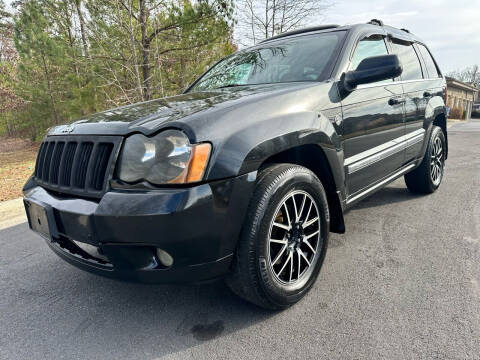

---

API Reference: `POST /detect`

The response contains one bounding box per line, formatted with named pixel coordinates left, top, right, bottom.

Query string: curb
left=0, top=198, right=27, bottom=230
left=447, top=119, right=465, bottom=128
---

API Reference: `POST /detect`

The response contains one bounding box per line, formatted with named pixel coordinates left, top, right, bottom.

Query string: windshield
left=189, top=31, right=345, bottom=92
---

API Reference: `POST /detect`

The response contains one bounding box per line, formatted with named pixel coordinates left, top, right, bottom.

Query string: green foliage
left=2, top=0, right=235, bottom=140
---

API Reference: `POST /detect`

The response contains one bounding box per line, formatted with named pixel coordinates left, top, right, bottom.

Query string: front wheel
left=404, top=126, right=446, bottom=194
left=226, top=164, right=329, bottom=309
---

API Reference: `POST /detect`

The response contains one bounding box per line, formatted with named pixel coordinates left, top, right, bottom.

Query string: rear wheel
left=404, top=126, right=446, bottom=194
left=226, top=164, right=329, bottom=309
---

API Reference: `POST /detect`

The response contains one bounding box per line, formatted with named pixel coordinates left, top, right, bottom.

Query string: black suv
left=23, top=20, right=447, bottom=309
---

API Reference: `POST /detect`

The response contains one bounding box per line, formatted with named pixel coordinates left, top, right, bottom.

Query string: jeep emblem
left=61, top=124, right=75, bottom=133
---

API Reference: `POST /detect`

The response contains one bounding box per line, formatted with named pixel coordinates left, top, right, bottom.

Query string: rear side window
left=418, top=44, right=440, bottom=78
left=391, top=42, right=423, bottom=81
left=351, top=35, right=389, bottom=70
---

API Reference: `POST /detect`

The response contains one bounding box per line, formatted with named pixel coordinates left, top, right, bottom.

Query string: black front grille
left=34, top=135, right=121, bottom=198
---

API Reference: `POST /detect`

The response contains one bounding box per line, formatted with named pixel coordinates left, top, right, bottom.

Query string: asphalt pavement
left=1, top=119, right=480, bottom=359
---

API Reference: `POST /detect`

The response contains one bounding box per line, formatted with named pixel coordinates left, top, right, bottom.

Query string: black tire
left=226, top=164, right=330, bottom=310
left=404, top=126, right=446, bottom=194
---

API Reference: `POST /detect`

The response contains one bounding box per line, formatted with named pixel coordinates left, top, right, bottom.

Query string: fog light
left=156, top=248, right=174, bottom=267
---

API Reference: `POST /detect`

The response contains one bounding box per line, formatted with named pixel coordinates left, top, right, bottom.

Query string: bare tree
left=447, top=65, right=480, bottom=88
left=0, top=0, right=15, bottom=62
left=84, top=0, right=233, bottom=102
left=237, top=0, right=331, bottom=46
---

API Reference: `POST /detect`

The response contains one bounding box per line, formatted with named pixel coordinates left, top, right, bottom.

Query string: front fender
left=239, top=112, right=342, bottom=173
left=205, top=108, right=345, bottom=197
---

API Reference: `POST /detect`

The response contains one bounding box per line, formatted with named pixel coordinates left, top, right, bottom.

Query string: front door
left=342, top=34, right=406, bottom=197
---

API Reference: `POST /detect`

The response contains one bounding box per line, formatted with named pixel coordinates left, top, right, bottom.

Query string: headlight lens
left=117, top=130, right=211, bottom=185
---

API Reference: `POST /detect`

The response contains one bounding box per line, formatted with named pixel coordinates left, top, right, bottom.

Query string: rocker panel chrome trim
left=345, top=129, right=425, bottom=174
left=346, top=163, right=416, bottom=205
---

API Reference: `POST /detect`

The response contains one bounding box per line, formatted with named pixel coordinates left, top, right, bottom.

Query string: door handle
left=423, top=91, right=432, bottom=98
left=388, top=97, right=406, bottom=106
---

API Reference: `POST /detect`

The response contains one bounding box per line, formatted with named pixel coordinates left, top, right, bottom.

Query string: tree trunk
left=271, top=0, right=276, bottom=37
left=41, top=52, right=59, bottom=124
left=180, top=54, right=186, bottom=89
left=139, top=0, right=151, bottom=100
left=126, top=1, right=143, bottom=101
left=265, top=0, right=269, bottom=39
left=74, top=0, right=89, bottom=58
left=64, top=5, right=79, bottom=79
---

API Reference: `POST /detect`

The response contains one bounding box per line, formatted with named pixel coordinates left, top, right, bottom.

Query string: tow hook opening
left=55, top=235, right=111, bottom=265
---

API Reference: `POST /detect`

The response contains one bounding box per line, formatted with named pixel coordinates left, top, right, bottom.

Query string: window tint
left=190, top=32, right=344, bottom=91
left=351, top=35, right=388, bottom=70
left=418, top=44, right=440, bottom=78
left=391, top=42, right=423, bottom=80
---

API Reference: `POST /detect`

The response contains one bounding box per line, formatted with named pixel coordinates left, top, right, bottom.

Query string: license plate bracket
left=24, top=199, right=59, bottom=241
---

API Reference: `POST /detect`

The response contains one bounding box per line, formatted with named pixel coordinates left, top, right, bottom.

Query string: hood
left=48, top=82, right=324, bottom=138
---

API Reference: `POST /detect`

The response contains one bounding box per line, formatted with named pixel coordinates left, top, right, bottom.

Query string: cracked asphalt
left=1, top=119, right=479, bottom=359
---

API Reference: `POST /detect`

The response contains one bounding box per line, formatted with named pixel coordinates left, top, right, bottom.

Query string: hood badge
left=60, top=124, right=75, bottom=134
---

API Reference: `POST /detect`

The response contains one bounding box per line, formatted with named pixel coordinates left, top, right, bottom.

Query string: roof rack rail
left=368, top=19, right=384, bottom=26
left=400, top=28, right=410, bottom=33
left=260, top=25, right=340, bottom=43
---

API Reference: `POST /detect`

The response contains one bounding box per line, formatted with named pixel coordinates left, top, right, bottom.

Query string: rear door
left=389, top=39, right=428, bottom=161
left=342, top=33, right=406, bottom=197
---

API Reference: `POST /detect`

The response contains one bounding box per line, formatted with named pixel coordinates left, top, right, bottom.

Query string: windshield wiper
left=214, top=84, right=246, bottom=89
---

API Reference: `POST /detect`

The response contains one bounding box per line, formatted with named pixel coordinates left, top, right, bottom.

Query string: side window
left=391, top=42, right=423, bottom=81
left=351, top=35, right=389, bottom=70
left=418, top=44, right=440, bottom=78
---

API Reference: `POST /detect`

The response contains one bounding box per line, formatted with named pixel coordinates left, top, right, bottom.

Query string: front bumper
left=23, top=172, right=257, bottom=283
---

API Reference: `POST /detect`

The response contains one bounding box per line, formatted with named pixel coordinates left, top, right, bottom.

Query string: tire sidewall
left=427, top=126, right=446, bottom=191
left=253, top=167, right=329, bottom=307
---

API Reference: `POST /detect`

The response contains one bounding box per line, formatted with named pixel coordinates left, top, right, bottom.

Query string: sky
left=317, top=0, right=480, bottom=73
left=4, top=0, right=479, bottom=73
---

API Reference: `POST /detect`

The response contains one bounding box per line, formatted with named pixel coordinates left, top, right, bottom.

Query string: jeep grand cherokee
left=23, top=20, right=447, bottom=309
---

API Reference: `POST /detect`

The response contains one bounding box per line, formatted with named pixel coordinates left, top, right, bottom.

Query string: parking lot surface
left=1, top=120, right=480, bottom=359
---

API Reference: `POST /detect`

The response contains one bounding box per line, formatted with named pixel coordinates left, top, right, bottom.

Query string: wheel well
left=433, top=114, right=448, bottom=159
left=259, top=144, right=345, bottom=234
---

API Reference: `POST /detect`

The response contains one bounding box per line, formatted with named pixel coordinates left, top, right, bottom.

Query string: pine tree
left=5, top=0, right=235, bottom=140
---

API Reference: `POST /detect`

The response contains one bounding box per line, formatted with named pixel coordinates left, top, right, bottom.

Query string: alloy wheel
left=430, top=136, right=444, bottom=185
left=267, top=190, right=321, bottom=285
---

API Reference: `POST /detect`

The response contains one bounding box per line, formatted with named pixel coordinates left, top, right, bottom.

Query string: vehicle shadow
left=349, top=183, right=422, bottom=210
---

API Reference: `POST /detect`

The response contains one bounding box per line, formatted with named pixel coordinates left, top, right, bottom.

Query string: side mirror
left=343, top=54, right=403, bottom=92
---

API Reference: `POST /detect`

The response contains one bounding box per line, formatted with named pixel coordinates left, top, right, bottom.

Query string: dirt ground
left=0, top=137, right=39, bottom=201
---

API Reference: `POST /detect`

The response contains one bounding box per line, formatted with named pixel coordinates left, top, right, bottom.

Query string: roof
left=259, top=25, right=341, bottom=43
left=260, top=19, right=424, bottom=44
left=446, top=77, right=479, bottom=92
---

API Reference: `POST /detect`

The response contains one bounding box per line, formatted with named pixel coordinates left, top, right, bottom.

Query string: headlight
left=117, top=130, right=211, bottom=185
